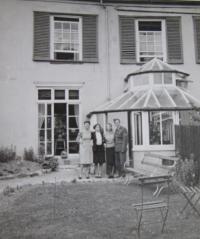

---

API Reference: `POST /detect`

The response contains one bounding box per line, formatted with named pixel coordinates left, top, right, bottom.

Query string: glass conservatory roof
left=90, top=85, right=200, bottom=114
left=124, top=58, right=189, bottom=82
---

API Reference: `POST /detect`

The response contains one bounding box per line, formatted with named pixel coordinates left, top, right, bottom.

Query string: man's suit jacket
left=114, top=126, right=128, bottom=153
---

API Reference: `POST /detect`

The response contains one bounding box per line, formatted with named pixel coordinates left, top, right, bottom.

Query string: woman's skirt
left=93, top=146, right=105, bottom=165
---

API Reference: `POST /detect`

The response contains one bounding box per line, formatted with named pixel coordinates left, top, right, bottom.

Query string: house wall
left=0, top=0, right=200, bottom=157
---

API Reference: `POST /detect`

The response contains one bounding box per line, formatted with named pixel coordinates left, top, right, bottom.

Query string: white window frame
left=36, top=87, right=81, bottom=157
left=50, top=15, right=83, bottom=61
left=132, top=111, right=177, bottom=151
left=135, top=19, right=167, bottom=63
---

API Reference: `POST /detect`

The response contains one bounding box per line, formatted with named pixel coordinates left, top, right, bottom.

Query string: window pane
left=47, top=117, right=52, bottom=129
left=55, top=90, right=65, bottom=100
left=68, top=104, right=79, bottom=116
left=68, top=90, right=79, bottom=100
left=47, top=130, right=52, bottom=141
left=39, top=130, right=45, bottom=141
left=38, top=90, right=51, bottom=100
left=134, top=112, right=143, bottom=145
left=38, top=104, right=45, bottom=116
left=164, top=73, right=172, bottom=84
left=154, top=73, right=162, bottom=84
left=69, top=129, right=79, bottom=141
left=38, top=117, right=45, bottom=129
left=47, top=142, right=52, bottom=155
left=149, top=112, right=161, bottom=145
left=139, top=21, right=161, bottom=31
left=69, top=117, right=79, bottom=128
left=47, top=104, right=51, bottom=115
left=162, top=112, right=173, bottom=145
left=69, top=142, right=79, bottom=154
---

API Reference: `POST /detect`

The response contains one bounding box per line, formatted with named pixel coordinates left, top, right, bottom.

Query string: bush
left=23, top=147, right=37, bottom=162
left=42, top=157, right=58, bottom=171
left=0, top=146, right=16, bottom=163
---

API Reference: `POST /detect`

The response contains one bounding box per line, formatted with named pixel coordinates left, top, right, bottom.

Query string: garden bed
left=0, top=182, right=200, bottom=239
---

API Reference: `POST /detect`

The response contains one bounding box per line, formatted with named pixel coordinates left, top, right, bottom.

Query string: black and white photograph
left=0, top=0, right=200, bottom=238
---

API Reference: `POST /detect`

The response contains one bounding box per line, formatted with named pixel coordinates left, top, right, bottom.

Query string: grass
left=0, top=182, right=200, bottom=239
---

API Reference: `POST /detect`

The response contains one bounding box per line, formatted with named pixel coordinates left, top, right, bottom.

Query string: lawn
left=0, top=181, right=200, bottom=239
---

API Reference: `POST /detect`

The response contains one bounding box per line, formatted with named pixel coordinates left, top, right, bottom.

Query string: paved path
left=0, top=166, right=79, bottom=193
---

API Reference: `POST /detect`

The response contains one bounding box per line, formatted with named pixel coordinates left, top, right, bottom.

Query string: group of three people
left=77, top=118, right=128, bottom=179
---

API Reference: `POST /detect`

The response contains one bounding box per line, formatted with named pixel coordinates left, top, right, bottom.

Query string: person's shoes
left=78, top=176, right=82, bottom=180
left=86, top=176, right=90, bottom=179
left=108, top=175, right=114, bottom=179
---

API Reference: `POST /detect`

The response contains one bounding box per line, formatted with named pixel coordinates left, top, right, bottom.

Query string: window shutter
left=193, top=16, right=200, bottom=64
left=119, top=16, right=136, bottom=64
left=82, top=15, right=98, bottom=63
left=166, top=17, right=183, bottom=64
left=33, top=11, right=50, bottom=61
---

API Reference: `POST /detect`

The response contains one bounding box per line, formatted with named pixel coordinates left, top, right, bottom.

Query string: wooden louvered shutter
left=33, top=11, right=50, bottom=61
left=166, top=17, right=183, bottom=64
left=119, top=16, right=136, bottom=64
left=193, top=17, right=200, bottom=64
left=82, top=15, right=98, bottom=63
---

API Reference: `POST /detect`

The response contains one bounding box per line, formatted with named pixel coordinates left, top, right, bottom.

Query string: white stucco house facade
left=0, top=0, right=200, bottom=166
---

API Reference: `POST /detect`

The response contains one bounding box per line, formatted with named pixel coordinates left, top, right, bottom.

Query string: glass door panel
left=68, top=104, right=79, bottom=154
left=54, top=103, right=67, bottom=155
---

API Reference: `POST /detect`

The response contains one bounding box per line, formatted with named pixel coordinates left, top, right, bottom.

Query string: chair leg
left=161, top=208, right=169, bottom=233
left=181, top=192, right=200, bottom=217
left=180, top=193, right=195, bottom=214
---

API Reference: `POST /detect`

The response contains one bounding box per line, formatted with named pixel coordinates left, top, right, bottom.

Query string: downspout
left=100, top=0, right=111, bottom=101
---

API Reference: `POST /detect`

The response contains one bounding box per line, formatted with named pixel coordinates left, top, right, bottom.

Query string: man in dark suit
left=113, top=118, right=128, bottom=177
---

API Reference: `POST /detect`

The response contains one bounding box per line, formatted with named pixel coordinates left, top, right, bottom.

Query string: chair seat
left=133, top=200, right=167, bottom=211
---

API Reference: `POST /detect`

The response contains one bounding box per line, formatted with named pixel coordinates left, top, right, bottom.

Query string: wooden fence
left=175, top=125, right=200, bottom=159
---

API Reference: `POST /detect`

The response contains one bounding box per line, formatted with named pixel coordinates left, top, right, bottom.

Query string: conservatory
left=89, top=58, right=200, bottom=166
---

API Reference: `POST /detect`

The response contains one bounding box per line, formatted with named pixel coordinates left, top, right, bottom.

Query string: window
left=51, top=16, right=82, bottom=61
left=134, top=112, right=143, bottom=145
left=136, top=20, right=166, bottom=63
left=69, top=90, right=79, bottom=100
left=153, top=73, right=173, bottom=85
left=149, top=111, right=173, bottom=145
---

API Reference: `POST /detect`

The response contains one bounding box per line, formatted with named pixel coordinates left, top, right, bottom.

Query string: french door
left=38, top=102, right=80, bottom=156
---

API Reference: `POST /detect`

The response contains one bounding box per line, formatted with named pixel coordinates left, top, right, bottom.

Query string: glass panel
left=47, top=142, right=52, bottom=155
left=39, top=130, right=45, bottom=141
left=162, top=112, right=173, bottom=145
left=154, top=73, right=162, bottom=84
left=139, top=21, right=161, bottom=31
left=68, top=90, right=79, bottom=100
left=47, top=104, right=51, bottom=115
left=47, top=117, right=51, bottom=129
left=39, top=142, right=45, bottom=155
left=47, top=130, right=52, bottom=141
left=69, top=117, right=79, bottom=128
left=38, top=104, right=45, bottom=116
left=54, top=103, right=67, bottom=155
left=38, top=90, right=51, bottom=100
left=133, top=74, right=149, bottom=86
left=69, top=129, right=79, bottom=141
left=154, top=89, right=173, bottom=107
left=164, top=73, right=172, bottom=84
left=168, top=88, right=188, bottom=107
left=55, top=90, right=65, bottom=100
left=69, top=142, right=79, bottom=154
left=68, top=104, right=79, bottom=116
left=134, top=112, right=143, bottom=145
left=38, top=117, right=45, bottom=129
left=149, top=112, right=161, bottom=145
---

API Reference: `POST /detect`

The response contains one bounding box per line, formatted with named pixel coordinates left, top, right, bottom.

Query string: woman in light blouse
left=105, top=123, right=115, bottom=178
left=91, top=123, right=105, bottom=178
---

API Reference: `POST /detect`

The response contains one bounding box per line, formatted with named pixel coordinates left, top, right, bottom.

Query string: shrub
left=23, top=147, right=37, bottom=162
left=42, top=157, right=58, bottom=171
left=0, top=146, right=16, bottom=163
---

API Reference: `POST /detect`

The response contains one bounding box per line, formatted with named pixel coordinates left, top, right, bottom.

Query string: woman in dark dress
left=92, top=124, right=105, bottom=178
